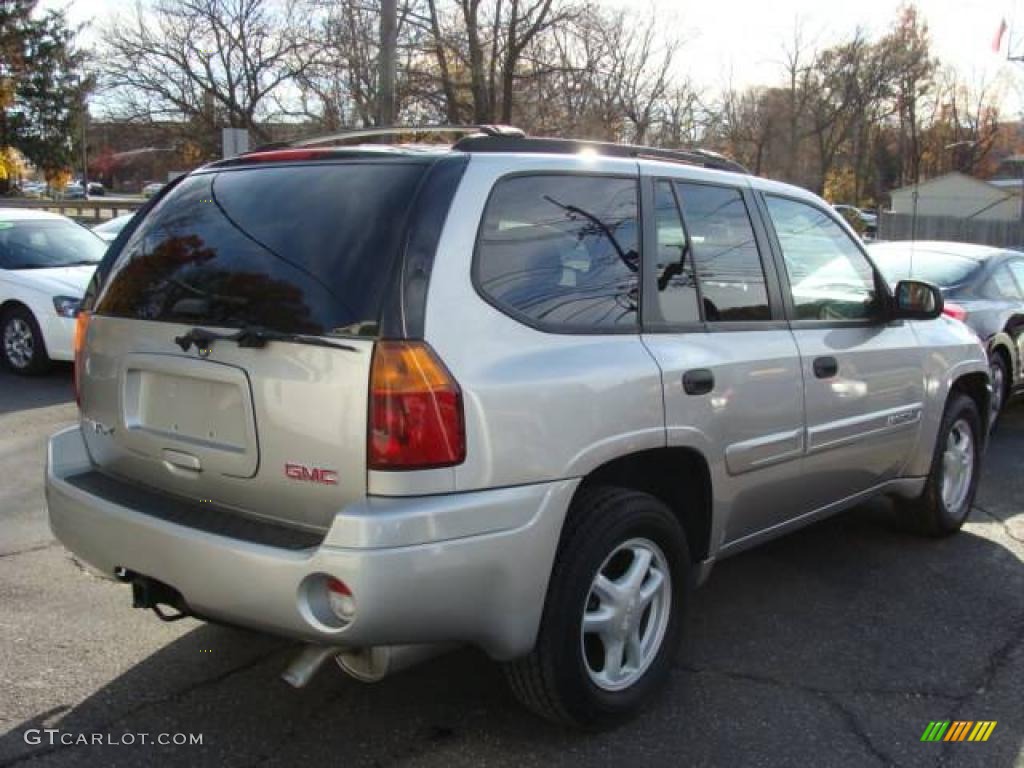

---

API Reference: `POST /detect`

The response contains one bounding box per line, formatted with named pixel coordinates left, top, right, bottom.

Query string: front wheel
left=900, top=393, right=982, bottom=536
left=1, top=306, right=51, bottom=375
left=504, top=486, right=690, bottom=727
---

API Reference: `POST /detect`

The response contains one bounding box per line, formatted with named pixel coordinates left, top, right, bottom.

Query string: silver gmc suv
left=46, top=127, right=990, bottom=727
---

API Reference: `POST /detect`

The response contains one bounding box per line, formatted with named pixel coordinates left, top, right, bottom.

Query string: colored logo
left=921, top=721, right=997, bottom=742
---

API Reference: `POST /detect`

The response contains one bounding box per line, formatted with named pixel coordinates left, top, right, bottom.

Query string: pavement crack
left=675, top=663, right=897, bottom=765
left=820, top=694, right=896, bottom=767
left=675, top=662, right=964, bottom=701
left=972, top=504, right=1024, bottom=544
left=0, top=542, right=57, bottom=560
left=0, top=645, right=288, bottom=768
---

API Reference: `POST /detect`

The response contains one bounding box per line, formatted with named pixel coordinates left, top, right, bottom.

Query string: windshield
left=0, top=219, right=106, bottom=270
left=870, top=247, right=981, bottom=287
left=95, top=162, right=429, bottom=337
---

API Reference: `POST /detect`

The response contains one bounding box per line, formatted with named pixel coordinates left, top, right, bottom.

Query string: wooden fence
left=879, top=212, right=1024, bottom=249
left=0, top=198, right=143, bottom=224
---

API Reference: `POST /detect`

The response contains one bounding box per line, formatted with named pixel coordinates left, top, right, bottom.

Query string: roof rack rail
left=451, top=134, right=749, bottom=174
left=250, top=124, right=525, bottom=153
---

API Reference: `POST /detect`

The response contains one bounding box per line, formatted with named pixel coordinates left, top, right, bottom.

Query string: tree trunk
left=377, top=0, right=397, bottom=125
left=426, top=0, right=460, bottom=122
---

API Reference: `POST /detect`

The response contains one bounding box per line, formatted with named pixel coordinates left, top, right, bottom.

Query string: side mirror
left=893, top=279, right=943, bottom=320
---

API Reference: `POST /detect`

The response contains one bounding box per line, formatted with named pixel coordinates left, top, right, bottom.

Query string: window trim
left=640, top=175, right=785, bottom=333
left=756, top=190, right=896, bottom=329
left=470, top=170, right=643, bottom=336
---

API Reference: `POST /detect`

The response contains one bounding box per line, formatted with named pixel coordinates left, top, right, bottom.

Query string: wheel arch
left=570, top=447, right=713, bottom=567
left=950, top=370, right=990, bottom=435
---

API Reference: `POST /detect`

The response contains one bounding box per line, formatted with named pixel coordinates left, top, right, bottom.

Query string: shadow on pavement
left=0, top=365, right=73, bottom=415
left=1, top=414, right=1021, bottom=768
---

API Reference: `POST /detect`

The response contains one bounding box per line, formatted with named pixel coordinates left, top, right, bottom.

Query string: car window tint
left=1006, top=260, right=1024, bottom=298
left=94, top=162, right=428, bottom=337
left=653, top=181, right=700, bottom=324
left=869, top=248, right=980, bottom=287
left=476, top=175, right=640, bottom=330
left=984, top=265, right=1022, bottom=300
left=766, top=196, right=879, bottom=321
left=674, top=182, right=769, bottom=322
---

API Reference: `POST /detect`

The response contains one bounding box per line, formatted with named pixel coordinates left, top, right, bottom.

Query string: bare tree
left=100, top=0, right=309, bottom=148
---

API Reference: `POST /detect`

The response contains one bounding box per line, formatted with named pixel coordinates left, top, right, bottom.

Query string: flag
left=992, top=17, right=1008, bottom=52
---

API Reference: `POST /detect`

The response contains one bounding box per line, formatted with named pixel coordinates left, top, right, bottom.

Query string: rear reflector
left=72, top=311, right=91, bottom=407
left=942, top=302, right=968, bottom=322
left=325, top=577, right=355, bottom=621
left=368, top=341, right=465, bottom=470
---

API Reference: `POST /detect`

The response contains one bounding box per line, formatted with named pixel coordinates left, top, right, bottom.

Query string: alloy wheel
left=580, top=537, right=672, bottom=692
left=2, top=317, right=34, bottom=369
left=940, top=418, right=975, bottom=514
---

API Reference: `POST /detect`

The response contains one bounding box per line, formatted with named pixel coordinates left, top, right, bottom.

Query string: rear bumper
left=46, top=426, right=575, bottom=659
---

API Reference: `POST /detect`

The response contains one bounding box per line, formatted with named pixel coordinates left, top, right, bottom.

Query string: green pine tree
left=0, top=0, right=90, bottom=192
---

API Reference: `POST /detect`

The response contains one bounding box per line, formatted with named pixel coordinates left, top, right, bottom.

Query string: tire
left=988, top=353, right=1008, bottom=432
left=900, top=393, right=982, bottom=537
left=1, top=305, right=51, bottom=375
left=504, top=485, right=690, bottom=728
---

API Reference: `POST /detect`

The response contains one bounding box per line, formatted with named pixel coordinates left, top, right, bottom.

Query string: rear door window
left=95, top=162, right=428, bottom=337
left=652, top=181, right=700, bottom=324
left=475, top=174, right=640, bottom=330
left=674, top=182, right=770, bottom=322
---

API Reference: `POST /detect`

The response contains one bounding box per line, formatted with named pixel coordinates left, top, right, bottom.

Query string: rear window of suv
left=94, top=161, right=428, bottom=337
left=475, top=174, right=640, bottom=331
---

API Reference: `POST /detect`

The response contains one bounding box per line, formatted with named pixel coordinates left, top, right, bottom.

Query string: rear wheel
left=900, top=393, right=982, bottom=536
left=504, top=486, right=689, bottom=727
left=1, top=306, right=51, bottom=375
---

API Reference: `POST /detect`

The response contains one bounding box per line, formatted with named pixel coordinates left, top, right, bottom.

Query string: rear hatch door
left=79, top=158, right=431, bottom=531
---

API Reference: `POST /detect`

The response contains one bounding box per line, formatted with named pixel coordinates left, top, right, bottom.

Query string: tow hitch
left=119, top=569, right=191, bottom=622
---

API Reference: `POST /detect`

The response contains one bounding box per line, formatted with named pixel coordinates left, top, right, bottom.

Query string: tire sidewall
left=546, top=496, right=690, bottom=726
left=927, top=394, right=982, bottom=531
left=988, top=355, right=1007, bottom=430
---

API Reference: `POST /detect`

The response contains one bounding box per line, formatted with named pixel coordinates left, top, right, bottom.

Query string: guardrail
left=0, top=198, right=144, bottom=224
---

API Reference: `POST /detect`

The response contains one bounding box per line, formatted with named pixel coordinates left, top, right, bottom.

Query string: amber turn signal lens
left=368, top=341, right=465, bottom=470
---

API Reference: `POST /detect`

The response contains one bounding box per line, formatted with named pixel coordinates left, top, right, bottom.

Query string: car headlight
left=53, top=296, right=82, bottom=318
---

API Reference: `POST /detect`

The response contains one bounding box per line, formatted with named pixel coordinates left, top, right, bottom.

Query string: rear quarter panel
left=422, top=154, right=667, bottom=492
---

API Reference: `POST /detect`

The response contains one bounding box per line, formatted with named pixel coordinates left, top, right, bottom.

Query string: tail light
left=942, top=302, right=968, bottom=322
left=368, top=341, right=465, bottom=470
left=72, top=311, right=91, bottom=407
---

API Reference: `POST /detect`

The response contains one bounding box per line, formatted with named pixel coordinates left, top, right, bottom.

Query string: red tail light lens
left=72, top=311, right=91, bottom=407
left=942, top=302, right=968, bottom=322
left=368, top=341, right=465, bottom=470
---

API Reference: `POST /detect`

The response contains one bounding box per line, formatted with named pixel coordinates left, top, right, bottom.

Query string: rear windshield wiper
left=174, top=326, right=358, bottom=354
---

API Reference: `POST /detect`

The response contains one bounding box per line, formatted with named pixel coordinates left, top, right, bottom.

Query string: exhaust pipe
left=281, top=644, right=343, bottom=688
left=282, top=643, right=455, bottom=688
left=336, top=643, right=454, bottom=682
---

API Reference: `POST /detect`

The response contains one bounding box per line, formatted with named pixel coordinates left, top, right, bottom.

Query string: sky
left=41, top=0, right=1024, bottom=118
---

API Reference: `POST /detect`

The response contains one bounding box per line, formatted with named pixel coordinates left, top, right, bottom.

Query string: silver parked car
left=46, top=128, right=989, bottom=727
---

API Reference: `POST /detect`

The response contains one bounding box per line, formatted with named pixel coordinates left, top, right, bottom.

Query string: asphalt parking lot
left=0, top=365, right=1021, bottom=768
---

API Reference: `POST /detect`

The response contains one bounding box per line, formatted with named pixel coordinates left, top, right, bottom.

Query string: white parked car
left=0, top=209, right=106, bottom=374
